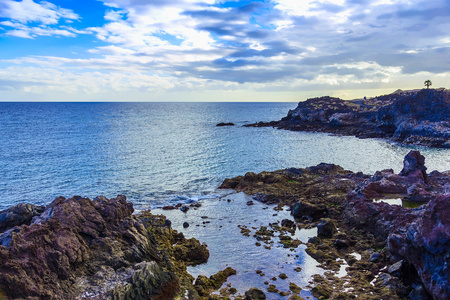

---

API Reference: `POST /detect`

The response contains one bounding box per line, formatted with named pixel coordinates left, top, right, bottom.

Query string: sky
left=0, top=0, right=449, bottom=102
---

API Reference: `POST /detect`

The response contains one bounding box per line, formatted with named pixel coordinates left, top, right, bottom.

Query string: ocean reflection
left=153, top=192, right=321, bottom=299
left=0, top=102, right=449, bottom=210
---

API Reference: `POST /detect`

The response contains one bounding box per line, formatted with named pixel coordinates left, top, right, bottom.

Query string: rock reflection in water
left=152, top=192, right=323, bottom=299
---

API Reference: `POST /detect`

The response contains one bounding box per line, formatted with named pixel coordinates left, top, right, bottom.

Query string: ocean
left=2, top=101, right=450, bottom=298
left=1, top=102, right=449, bottom=211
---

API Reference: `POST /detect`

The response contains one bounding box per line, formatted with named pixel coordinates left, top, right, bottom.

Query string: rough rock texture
left=220, top=163, right=367, bottom=210
left=246, top=89, right=450, bottom=148
left=221, top=151, right=450, bottom=300
left=0, top=195, right=209, bottom=300
left=193, top=267, right=237, bottom=297
left=244, top=287, right=266, bottom=299
left=343, top=152, right=450, bottom=299
left=388, top=195, right=450, bottom=300
left=0, top=203, right=45, bottom=232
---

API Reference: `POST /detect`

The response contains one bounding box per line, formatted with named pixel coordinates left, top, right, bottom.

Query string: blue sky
left=0, top=0, right=449, bottom=101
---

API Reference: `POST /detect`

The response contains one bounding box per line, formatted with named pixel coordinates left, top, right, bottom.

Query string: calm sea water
left=1, top=102, right=449, bottom=211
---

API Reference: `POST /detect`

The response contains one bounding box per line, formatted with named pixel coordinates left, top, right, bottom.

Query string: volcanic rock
left=246, top=89, right=450, bottom=148
left=0, top=195, right=208, bottom=300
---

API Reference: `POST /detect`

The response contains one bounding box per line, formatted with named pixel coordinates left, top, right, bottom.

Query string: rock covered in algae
left=0, top=195, right=209, bottom=299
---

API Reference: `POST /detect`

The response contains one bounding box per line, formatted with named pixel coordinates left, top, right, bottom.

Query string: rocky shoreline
left=245, top=89, right=450, bottom=148
left=0, top=151, right=448, bottom=299
left=220, top=151, right=450, bottom=300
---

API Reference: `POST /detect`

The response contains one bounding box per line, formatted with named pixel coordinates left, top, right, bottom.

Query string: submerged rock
left=245, top=287, right=266, bottom=299
left=194, top=267, right=237, bottom=296
left=216, top=122, right=235, bottom=126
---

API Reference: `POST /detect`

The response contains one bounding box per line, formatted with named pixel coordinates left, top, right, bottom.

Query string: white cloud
left=0, top=0, right=84, bottom=38
left=1, top=0, right=450, bottom=101
left=0, top=0, right=79, bottom=24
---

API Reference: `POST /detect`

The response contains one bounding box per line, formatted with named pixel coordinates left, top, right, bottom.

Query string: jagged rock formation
left=0, top=195, right=209, bottom=300
left=246, top=89, right=450, bottom=148
left=221, top=151, right=450, bottom=299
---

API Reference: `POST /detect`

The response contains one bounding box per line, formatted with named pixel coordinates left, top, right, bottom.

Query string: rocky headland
left=220, top=151, right=450, bottom=299
left=246, top=89, right=450, bottom=148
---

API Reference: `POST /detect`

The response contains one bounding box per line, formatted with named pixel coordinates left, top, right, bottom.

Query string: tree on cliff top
left=424, top=80, right=432, bottom=89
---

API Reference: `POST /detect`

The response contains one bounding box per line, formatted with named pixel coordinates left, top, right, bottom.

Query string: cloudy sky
left=0, top=0, right=449, bottom=101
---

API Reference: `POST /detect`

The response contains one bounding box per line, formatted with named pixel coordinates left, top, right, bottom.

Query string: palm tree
left=424, top=80, right=432, bottom=89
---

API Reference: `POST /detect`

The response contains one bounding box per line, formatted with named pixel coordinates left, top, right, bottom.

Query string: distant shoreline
left=246, top=88, right=450, bottom=148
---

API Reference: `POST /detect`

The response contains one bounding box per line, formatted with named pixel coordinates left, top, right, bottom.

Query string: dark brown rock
left=0, top=203, right=45, bottom=231
left=0, top=196, right=207, bottom=300
left=387, top=195, right=450, bottom=300
left=246, top=89, right=450, bottom=148
left=245, top=287, right=267, bottom=299
left=317, top=218, right=337, bottom=238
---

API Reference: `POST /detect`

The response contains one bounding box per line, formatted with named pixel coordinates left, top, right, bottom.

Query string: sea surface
left=1, top=102, right=449, bottom=211
left=1, top=102, right=450, bottom=298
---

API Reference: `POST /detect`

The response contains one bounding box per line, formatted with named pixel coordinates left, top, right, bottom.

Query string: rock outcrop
left=246, top=89, right=450, bottom=148
left=388, top=195, right=450, bottom=300
left=0, top=195, right=209, bottom=300
left=221, top=151, right=450, bottom=299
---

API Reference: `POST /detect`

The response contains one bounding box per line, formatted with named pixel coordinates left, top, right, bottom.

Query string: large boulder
left=388, top=195, right=450, bottom=300
left=399, top=151, right=427, bottom=181
left=0, top=195, right=207, bottom=300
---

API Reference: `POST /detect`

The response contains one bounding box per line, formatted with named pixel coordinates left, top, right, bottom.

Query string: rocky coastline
left=0, top=195, right=230, bottom=300
left=0, top=151, right=449, bottom=299
left=245, top=89, right=450, bottom=148
left=220, top=151, right=450, bottom=300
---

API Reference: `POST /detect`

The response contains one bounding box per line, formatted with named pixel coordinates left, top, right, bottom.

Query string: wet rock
left=281, top=219, right=295, bottom=229
left=388, top=260, right=405, bottom=277
left=400, top=151, right=427, bottom=180
left=289, top=282, right=301, bottom=294
left=245, top=287, right=266, bottom=299
left=110, top=261, right=179, bottom=300
left=216, top=122, right=235, bottom=126
left=378, top=273, right=408, bottom=295
left=194, top=267, right=236, bottom=296
left=174, top=238, right=209, bottom=266
left=180, top=206, right=189, bottom=213
left=408, top=284, right=430, bottom=300
left=183, top=222, right=189, bottom=228
left=334, top=239, right=349, bottom=249
left=308, top=236, right=321, bottom=244
left=317, top=218, right=337, bottom=238
left=267, top=284, right=279, bottom=293
left=162, top=205, right=176, bottom=210
left=292, top=201, right=326, bottom=220
left=369, top=252, right=381, bottom=263
left=246, top=200, right=255, bottom=206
